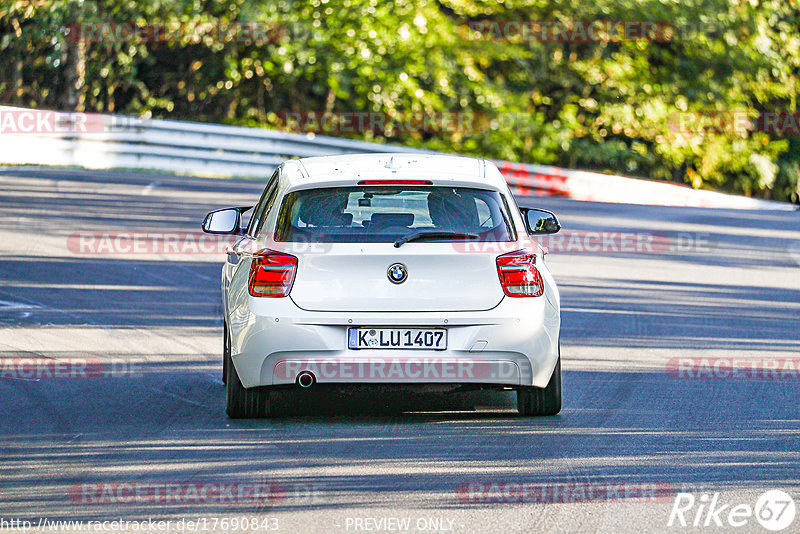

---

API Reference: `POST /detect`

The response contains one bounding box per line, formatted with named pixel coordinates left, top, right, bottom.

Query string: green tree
left=1, top=0, right=798, bottom=202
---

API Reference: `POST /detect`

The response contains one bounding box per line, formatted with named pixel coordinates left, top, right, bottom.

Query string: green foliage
left=1, top=0, right=798, bottom=202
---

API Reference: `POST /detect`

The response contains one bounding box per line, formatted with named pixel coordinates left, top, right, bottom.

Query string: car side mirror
left=202, top=208, right=244, bottom=235
left=520, top=208, right=561, bottom=235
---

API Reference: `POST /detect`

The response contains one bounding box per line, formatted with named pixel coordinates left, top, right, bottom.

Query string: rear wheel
left=225, top=339, right=270, bottom=418
left=517, top=352, right=561, bottom=416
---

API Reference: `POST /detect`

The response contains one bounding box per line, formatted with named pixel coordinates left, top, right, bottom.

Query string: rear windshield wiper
left=394, top=231, right=480, bottom=248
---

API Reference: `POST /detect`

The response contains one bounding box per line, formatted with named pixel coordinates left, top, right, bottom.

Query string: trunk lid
left=289, top=243, right=504, bottom=312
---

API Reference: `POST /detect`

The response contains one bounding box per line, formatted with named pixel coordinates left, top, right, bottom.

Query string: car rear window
left=273, top=186, right=516, bottom=243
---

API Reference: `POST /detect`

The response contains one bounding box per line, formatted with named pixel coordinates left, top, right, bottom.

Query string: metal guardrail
left=0, top=105, right=794, bottom=210
left=0, top=106, right=428, bottom=176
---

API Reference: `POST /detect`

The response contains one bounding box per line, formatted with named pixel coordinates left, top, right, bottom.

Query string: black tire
left=225, top=344, right=270, bottom=418
left=517, top=354, right=562, bottom=416
left=222, top=323, right=229, bottom=385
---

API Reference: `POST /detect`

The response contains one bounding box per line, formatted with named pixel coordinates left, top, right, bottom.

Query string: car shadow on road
left=1, top=364, right=799, bottom=520
left=558, top=277, right=800, bottom=351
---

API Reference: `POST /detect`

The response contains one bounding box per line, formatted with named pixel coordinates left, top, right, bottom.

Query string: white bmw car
left=202, top=154, right=562, bottom=418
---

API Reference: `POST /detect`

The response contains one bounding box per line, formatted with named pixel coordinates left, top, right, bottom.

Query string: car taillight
left=496, top=250, right=544, bottom=297
left=248, top=249, right=298, bottom=297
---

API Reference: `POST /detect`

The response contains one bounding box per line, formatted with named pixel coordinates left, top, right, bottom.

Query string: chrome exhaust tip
left=297, top=371, right=315, bottom=388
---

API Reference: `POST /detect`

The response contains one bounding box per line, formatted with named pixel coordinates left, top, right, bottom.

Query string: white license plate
left=348, top=328, right=447, bottom=350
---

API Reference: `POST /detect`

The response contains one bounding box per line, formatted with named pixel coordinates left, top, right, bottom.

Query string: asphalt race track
left=1, top=167, right=799, bottom=533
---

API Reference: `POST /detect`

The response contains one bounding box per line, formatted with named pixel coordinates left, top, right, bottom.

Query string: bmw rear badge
left=387, top=263, right=408, bottom=284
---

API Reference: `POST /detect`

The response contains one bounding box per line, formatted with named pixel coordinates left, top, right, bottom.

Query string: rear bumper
left=228, top=295, right=560, bottom=389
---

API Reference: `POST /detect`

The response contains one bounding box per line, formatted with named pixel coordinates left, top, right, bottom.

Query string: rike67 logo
left=668, top=490, right=796, bottom=531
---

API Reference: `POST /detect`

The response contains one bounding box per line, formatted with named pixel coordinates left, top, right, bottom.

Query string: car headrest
left=329, top=212, right=353, bottom=226
left=428, top=191, right=479, bottom=228
left=298, top=194, right=348, bottom=227
left=368, top=213, right=414, bottom=231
